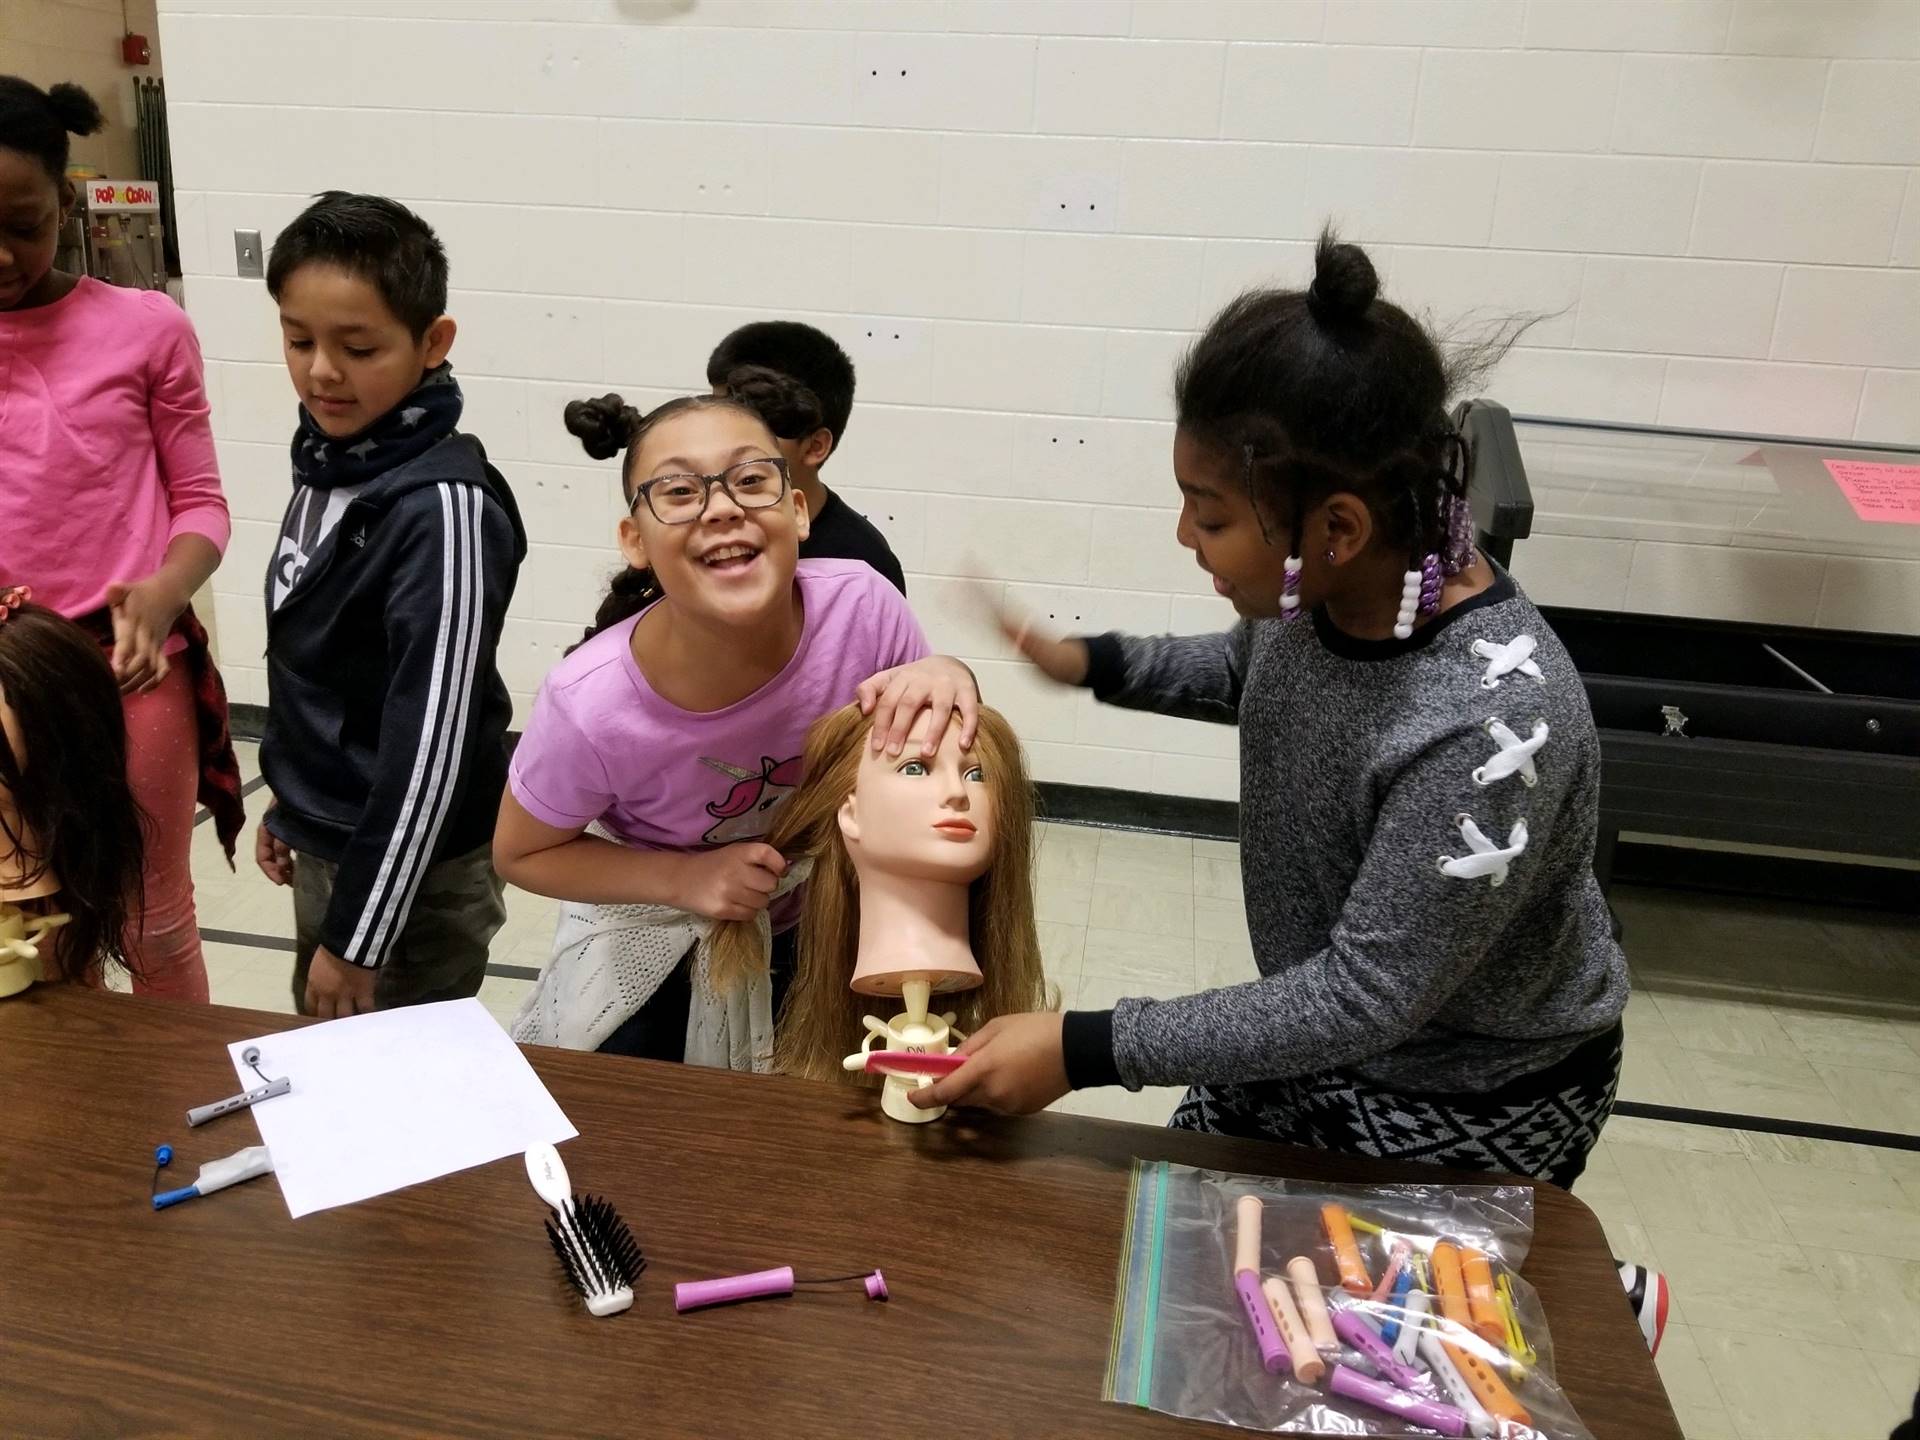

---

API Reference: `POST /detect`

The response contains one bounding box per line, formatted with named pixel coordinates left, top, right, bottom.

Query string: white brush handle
left=525, top=1144, right=572, bottom=1212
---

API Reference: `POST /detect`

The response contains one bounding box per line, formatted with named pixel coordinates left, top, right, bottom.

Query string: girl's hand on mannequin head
left=908, top=1012, right=1069, bottom=1116
left=857, top=655, right=981, bottom=757
left=104, top=572, right=189, bottom=694
left=675, top=842, right=786, bottom=923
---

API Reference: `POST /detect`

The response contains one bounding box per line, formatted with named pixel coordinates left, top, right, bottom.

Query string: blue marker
left=153, top=1146, right=274, bottom=1210
left=1379, top=1263, right=1415, bottom=1346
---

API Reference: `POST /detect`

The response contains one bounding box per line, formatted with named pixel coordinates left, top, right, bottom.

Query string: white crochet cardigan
left=510, top=859, right=812, bottom=1068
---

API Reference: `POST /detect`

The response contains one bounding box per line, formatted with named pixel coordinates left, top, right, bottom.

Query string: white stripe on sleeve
left=346, top=483, right=486, bottom=965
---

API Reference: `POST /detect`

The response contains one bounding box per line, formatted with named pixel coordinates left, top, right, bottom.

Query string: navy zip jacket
left=261, top=433, right=525, bottom=969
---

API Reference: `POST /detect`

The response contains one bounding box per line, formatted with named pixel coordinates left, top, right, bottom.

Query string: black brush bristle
left=546, top=1192, right=645, bottom=1301
left=576, top=1195, right=647, bottom=1286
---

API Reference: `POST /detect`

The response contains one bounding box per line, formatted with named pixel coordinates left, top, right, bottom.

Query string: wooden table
left=0, top=989, right=1680, bottom=1439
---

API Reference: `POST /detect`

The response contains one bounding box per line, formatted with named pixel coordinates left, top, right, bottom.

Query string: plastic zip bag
left=1105, top=1161, right=1594, bottom=1439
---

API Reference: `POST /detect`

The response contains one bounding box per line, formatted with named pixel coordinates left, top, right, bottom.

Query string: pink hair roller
left=1286, top=1256, right=1339, bottom=1352
left=675, top=1265, right=888, bottom=1313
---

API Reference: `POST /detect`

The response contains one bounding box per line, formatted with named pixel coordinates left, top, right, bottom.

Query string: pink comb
left=862, top=1050, right=966, bottom=1078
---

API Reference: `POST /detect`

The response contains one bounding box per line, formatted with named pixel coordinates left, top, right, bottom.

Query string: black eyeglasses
left=629, top=457, right=790, bottom=525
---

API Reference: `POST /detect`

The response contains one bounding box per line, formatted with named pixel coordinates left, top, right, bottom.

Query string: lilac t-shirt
left=509, top=560, right=929, bottom=856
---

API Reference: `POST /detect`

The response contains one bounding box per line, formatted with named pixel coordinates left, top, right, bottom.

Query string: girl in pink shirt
left=495, top=389, right=975, bottom=1058
left=0, top=77, right=239, bottom=1002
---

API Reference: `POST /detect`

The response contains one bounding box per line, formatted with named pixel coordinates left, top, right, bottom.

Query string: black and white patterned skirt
left=1170, top=1023, right=1622, bottom=1189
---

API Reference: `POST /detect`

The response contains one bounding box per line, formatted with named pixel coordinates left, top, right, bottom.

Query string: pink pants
left=121, top=664, right=209, bottom=1002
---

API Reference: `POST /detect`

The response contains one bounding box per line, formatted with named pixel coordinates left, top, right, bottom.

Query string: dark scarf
left=289, top=363, right=464, bottom=490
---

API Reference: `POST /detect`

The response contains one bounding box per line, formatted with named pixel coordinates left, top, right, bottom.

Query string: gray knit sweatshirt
left=1062, top=570, right=1629, bottom=1096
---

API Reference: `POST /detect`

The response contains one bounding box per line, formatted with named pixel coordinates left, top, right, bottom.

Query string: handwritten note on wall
left=1823, top=459, right=1920, bottom=525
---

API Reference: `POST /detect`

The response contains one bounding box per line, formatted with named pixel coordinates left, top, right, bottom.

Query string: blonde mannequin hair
left=708, top=702, right=1051, bottom=1083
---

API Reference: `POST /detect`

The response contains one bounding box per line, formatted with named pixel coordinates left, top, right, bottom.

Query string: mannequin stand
left=847, top=976, right=965, bottom=1124
left=0, top=903, right=68, bottom=998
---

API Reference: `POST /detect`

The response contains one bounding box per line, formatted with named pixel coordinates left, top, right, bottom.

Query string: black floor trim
left=487, top=963, right=540, bottom=981
left=197, top=925, right=537, bottom=986
left=1612, top=841, right=1920, bottom=915
left=1613, top=1100, right=1919, bottom=1153
left=1035, top=781, right=1238, bottom=840
left=201, top=927, right=295, bottom=952
left=230, top=702, right=268, bottom=741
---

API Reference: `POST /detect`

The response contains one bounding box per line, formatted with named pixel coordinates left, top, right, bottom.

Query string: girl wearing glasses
left=494, top=388, right=977, bottom=1063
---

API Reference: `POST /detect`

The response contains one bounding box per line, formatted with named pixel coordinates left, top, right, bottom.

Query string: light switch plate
left=234, top=229, right=263, bottom=279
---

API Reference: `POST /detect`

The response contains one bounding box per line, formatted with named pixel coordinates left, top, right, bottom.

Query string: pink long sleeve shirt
left=0, top=278, right=231, bottom=624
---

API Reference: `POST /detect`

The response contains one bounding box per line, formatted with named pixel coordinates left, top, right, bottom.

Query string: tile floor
left=175, top=743, right=1920, bottom=1440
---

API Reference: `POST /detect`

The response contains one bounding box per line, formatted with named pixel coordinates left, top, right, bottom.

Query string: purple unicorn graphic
left=699, top=754, right=804, bottom=846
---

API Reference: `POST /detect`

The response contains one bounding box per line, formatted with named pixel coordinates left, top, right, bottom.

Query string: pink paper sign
left=1823, top=459, right=1920, bottom=525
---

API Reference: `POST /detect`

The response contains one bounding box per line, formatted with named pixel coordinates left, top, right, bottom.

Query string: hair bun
left=1307, top=228, right=1379, bottom=324
left=45, top=82, right=105, bottom=138
left=722, top=363, right=823, bottom=441
left=563, top=393, right=640, bottom=461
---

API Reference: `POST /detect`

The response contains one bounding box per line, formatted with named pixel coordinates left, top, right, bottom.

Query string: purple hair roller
left=1329, top=1364, right=1467, bottom=1437
left=1231, top=1195, right=1287, bottom=1374
left=675, top=1265, right=889, bottom=1313
left=676, top=1264, right=796, bottom=1312
left=1332, top=1302, right=1427, bottom=1392
left=1235, top=1270, right=1288, bottom=1374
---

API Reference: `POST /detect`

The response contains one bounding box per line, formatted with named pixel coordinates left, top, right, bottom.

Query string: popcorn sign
left=87, top=180, right=160, bottom=212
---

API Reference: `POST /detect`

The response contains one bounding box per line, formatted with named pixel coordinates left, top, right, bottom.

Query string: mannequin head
left=710, top=702, right=1050, bottom=1083
left=840, top=708, right=994, bottom=885
left=839, top=707, right=996, bottom=998
left=0, top=600, right=144, bottom=980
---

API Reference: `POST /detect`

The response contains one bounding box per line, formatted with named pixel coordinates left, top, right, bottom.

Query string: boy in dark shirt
left=256, top=192, right=525, bottom=1018
left=706, top=320, right=906, bottom=594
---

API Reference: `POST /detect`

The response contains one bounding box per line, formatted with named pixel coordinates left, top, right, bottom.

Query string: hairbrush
left=525, top=1144, right=645, bottom=1317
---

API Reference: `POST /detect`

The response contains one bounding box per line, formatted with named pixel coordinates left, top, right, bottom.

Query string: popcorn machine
left=56, top=177, right=168, bottom=292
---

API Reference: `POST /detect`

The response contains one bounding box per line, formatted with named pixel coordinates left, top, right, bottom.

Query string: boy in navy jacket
left=256, top=192, right=524, bottom=1018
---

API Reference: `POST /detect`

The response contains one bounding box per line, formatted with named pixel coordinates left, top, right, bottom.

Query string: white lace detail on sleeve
left=1436, top=813, right=1529, bottom=887
left=1473, top=717, right=1549, bottom=788
left=1472, top=634, right=1543, bottom=689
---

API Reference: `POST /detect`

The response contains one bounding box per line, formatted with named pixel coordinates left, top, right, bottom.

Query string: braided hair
left=1176, top=229, right=1505, bottom=587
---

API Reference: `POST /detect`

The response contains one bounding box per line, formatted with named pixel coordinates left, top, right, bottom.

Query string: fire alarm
left=121, top=33, right=151, bottom=66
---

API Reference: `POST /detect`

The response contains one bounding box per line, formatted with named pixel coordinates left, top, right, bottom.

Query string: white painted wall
left=153, top=0, right=1919, bottom=801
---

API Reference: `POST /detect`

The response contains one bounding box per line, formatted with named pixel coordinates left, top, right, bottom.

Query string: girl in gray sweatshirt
left=910, top=232, right=1628, bottom=1187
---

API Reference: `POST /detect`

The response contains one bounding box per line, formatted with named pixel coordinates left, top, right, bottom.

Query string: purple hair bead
left=1443, top=493, right=1476, bottom=576
left=1280, top=554, right=1305, bottom=621
left=1417, top=551, right=1443, bottom=617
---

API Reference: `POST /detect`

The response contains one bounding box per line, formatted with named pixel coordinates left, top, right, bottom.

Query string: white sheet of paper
left=228, top=998, right=577, bottom=1219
